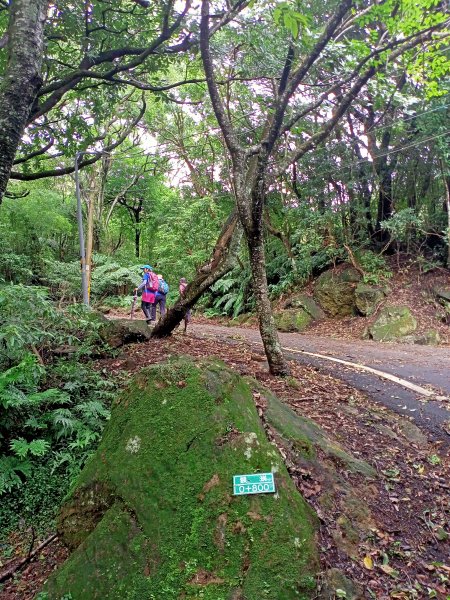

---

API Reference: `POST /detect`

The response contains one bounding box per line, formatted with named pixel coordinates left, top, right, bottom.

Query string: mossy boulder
left=97, top=315, right=152, bottom=347
left=44, top=358, right=318, bottom=599
left=354, top=284, right=387, bottom=316
left=274, top=308, right=312, bottom=332
left=313, top=267, right=361, bottom=317
left=401, top=329, right=441, bottom=346
left=368, top=306, right=417, bottom=341
left=252, top=383, right=377, bottom=566
left=284, top=295, right=325, bottom=321
left=434, top=287, right=450, bottom=303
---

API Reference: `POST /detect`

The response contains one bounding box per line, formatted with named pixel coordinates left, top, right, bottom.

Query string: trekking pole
left=130, top=293, right=138, bottom=320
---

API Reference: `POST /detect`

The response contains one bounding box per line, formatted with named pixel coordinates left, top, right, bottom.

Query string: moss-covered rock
left=97, top=316, right=152, bottom=347
left=354, top=284, right=386, bottom=317
left=284, top=295, right=325, bottom=321
left=401, top=329, right=441, bottom=346
left=253, top=384, right=377, bottom=564
left=313, top=267, right=361, bottom=317
left=434, top=287, right=450, bottom=303
left=368, top=306, right=417, bottom=341
left=44, top=358, right=318, bottom=600
left=274, top=308, right=312, bottom=332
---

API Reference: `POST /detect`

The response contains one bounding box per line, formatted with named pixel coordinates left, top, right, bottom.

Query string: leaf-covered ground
left=2, top=329, right=449, bottom=599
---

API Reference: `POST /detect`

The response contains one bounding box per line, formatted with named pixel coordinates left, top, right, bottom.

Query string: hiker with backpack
left=134, top=265, right=159, bottom=324
left=151, top=274, right=169, bottom=321
left=179, top=277, right=191, bottom=333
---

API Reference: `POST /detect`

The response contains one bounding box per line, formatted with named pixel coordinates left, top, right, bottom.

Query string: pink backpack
left=146, top=271, right=159, bottom=292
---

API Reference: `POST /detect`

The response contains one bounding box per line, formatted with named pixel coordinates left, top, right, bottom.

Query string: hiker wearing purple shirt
left=179, top=277, right=191, bottom=333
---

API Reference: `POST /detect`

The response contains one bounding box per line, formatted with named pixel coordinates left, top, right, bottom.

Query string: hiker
left=134, top=265, right=159, bottom=324
left=151, top=274, right=169, bottom=321
left=179, top=277, right=191, bottom=333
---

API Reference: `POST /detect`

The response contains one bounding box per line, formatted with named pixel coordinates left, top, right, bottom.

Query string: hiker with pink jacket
left=134, top=265, right=159, bottom=324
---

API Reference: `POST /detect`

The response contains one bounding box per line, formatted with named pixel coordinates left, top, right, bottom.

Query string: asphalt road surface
left=192, top=323, right=450, bottom=447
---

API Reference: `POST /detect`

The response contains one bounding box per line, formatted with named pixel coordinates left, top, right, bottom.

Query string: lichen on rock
left=44, top=357, right=319, bottom=599
left=368, top=306, right=417, bottom=341
left=274, top=308, right=312, bottom=332
left=313, top=266, right=361, bottom=317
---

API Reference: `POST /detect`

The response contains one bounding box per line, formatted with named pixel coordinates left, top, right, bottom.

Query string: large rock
left=368, top=306, right=417, bottom=341
left=44, top=358, right=318, bottom=599
left=434, top=287, right=450, bottom=303
left=354, top=284, right=387, bottom=316
left=284, top=294, right=326, bottom=321
left=313, top=266, right=361, bottom=317
left=274, top=308, right=312, bottom=332
left=400, top=329, right=441, bottom=346
left=97, top=316, right=152, bottom=347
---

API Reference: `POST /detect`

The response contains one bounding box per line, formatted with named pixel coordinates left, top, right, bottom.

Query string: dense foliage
left=0, top=286, right=116, bottom=532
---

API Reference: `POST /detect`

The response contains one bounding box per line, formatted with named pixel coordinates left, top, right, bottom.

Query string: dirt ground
left=2, top=327, right=449, bottom=600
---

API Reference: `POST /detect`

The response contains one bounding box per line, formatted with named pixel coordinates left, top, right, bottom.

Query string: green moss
left=45, top=358, right=318, bottom=599
left=313, top=267, right=361, bottom=317
left=274, top=309, right=312, bottom=332
left=369, top=306, right=417, bottom=341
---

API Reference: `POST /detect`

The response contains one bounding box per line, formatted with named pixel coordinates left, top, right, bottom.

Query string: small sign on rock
left=233, top=473, right=276, bottom=496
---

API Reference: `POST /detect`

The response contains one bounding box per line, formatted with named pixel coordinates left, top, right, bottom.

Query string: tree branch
left=11, top=99, right=146, bottom=181
left=200, top=0, right=243, bottom=157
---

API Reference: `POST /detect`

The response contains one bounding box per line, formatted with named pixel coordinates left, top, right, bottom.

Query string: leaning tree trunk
left=152, top=211, right=242, bottom=337
left=0, top=0, right=48, bottom=204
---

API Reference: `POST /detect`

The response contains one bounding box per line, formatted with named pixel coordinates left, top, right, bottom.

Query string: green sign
left=233, top=473, right=276, bottom=496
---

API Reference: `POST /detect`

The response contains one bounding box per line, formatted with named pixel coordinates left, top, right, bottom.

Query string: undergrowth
left=0, top=285, right=118, bottom=537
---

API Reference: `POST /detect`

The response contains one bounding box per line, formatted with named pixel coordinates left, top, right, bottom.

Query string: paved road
left=192, top=324, right=450, bottom=446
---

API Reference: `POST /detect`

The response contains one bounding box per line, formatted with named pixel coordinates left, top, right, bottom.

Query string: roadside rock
left=45, top=358, right=319, bottom=599
left=313, top=266, right=361, bottom=316
left=257, top=384, right=378, bottom=563
left=274, top=308, right=312, bottom=332
left=319, top=568, right=364, bottom=600
left=97, top=316, right=152, bottom=347
left=354, top=283, right=387, bottom=316
left=434, top=287, right=450, bottom=303
left=401, top=329, right=441, bottom=346
left=368, top=306, right=417, bottom=341
left=284, top=294, right=326, bottom=321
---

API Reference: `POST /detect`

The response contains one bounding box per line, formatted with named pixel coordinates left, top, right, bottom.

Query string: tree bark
left=440, top=161, right=450, bottom=268
left=152, top=211, right=243, bottom=337
left=0, top=0, right=48, bottom=204
left=247, top=194, right=289, bottom=376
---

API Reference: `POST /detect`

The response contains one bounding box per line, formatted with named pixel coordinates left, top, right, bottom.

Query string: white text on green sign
left=233, top=473, right=276, bottom=496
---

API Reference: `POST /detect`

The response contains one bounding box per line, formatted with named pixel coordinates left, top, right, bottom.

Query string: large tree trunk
left=236, top=165, right=289, bottom=376
left=0, top=0, right=48, bottom=204
left=152, top=211, right=242, bottom=337
left=135, top=221, right=141, bottom=258
left=246, top=204, right=289, bottom=376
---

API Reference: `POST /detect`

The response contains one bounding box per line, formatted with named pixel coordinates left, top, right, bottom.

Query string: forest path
left=192, top=323, right=450, bottom=445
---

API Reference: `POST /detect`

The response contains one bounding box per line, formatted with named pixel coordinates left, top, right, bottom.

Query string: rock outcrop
left=354, top=284, right=388, bottom=316
left=44, top=358, right=319, bottom=599
left=368, top=306, right=417, bottom=341
left=313, top=267, right=361, bottom=317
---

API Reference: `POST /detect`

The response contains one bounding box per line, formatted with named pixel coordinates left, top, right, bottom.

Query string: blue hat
left=141, top=265, right=153, bottom=270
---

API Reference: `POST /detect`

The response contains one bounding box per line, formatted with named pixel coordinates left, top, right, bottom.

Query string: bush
left=355, top=251, right=393, bottom=284
left=0, top=285, right=117, bottom=531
